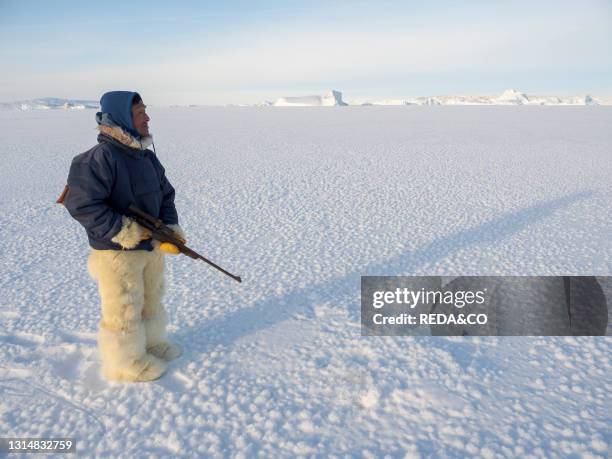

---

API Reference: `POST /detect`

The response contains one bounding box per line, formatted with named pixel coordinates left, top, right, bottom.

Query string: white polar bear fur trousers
left=88, top=246, right=172, bottom=382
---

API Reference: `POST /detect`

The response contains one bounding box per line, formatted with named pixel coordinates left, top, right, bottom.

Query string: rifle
left=128, top=204, right=242, bottom=283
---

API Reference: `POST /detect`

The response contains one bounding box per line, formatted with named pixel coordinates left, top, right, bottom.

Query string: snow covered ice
left=0, top=106, right=610, bottom=457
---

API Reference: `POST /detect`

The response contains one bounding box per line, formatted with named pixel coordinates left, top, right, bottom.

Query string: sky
left=1, top=0, right=611, bottom=105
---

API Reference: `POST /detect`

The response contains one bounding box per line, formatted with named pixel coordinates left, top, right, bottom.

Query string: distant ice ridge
left=495, top=89, right=530, bottom=104
left=352, top=89, right=601, bottom=106
left=0, top=97, right=99, bottom=111
left=273, top=90, right=347, bottom=107
left=493, top=89, right=598, bottom=106
left=274, top=89, right=605, bottom=106
left=2, top=90, right=608, bottom=109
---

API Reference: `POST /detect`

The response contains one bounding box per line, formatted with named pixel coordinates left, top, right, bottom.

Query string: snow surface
left=0, top=107, right=611, bottom=457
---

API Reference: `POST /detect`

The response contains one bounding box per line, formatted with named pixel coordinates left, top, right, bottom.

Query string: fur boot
left=142, top=248, right=182, bottom=361
left=88, top=249, right=168, bottom=381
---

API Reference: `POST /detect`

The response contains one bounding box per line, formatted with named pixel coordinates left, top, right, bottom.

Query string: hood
left=96, top=91, right=141, bottom=138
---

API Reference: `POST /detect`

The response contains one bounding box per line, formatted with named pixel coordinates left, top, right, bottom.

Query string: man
left=64, top=91, right=185, bottom=382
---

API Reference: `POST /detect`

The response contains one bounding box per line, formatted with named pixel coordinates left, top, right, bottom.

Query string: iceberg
left=274, top=90, right=347, bottom=107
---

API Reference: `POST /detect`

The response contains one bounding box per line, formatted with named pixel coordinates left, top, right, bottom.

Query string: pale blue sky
left=1, top=0, right=610, bottom=104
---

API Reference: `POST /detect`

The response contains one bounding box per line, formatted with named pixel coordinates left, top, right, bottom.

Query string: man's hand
left=171, top=231, right=186, bottom=245
left=140, top=228, right=152, bottom=240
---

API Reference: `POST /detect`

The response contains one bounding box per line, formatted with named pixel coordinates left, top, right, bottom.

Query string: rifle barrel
left=128, top=204, right=242, bottom=283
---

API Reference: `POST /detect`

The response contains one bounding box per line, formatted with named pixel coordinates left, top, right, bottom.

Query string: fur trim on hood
left=98, top=124, right=153, bottom=150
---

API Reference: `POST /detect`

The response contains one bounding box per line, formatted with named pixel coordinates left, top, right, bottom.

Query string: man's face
left=131, top=102, right=150, bottom=137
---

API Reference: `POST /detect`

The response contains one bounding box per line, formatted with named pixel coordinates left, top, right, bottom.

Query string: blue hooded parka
left=64, top=91, right=178, bottom=251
